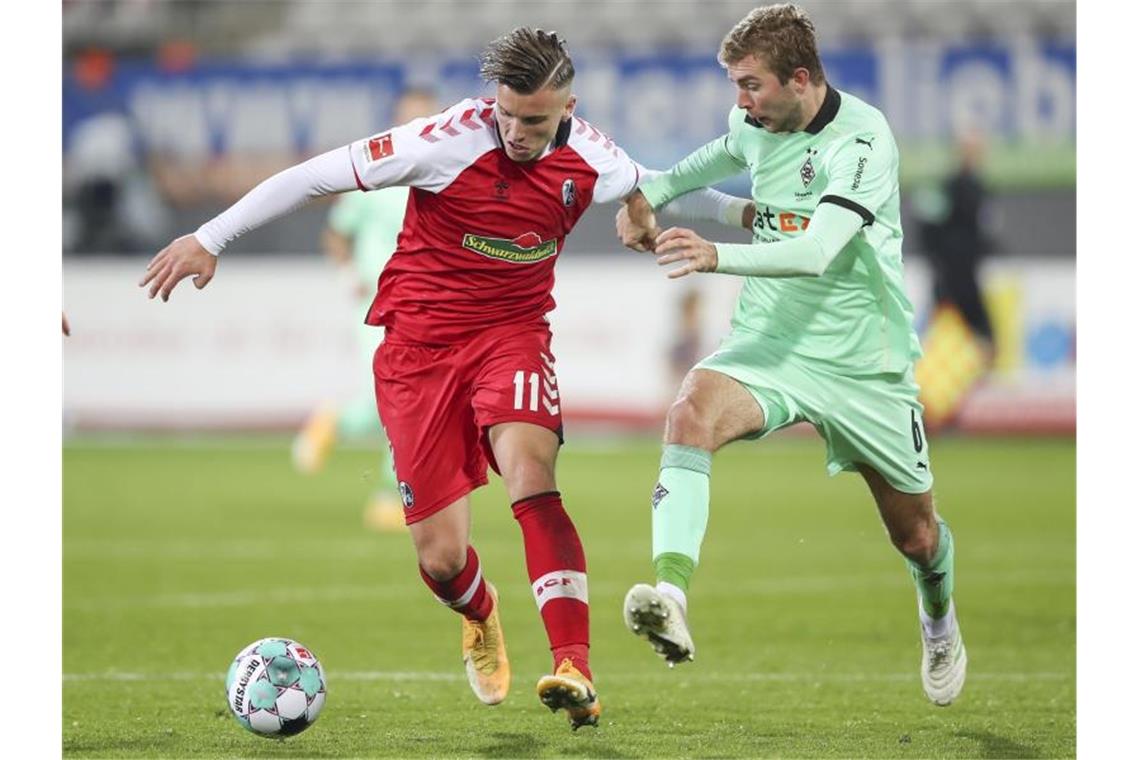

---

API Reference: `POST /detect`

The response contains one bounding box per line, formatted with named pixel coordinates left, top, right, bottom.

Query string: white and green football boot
left=920, top=601, right=967, bottom=706
left=623, top=583, right=695, bottom=666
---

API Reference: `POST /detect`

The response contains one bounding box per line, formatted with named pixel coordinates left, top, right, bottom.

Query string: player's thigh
left=470, top=325, right=564, bottom=472
left=373, top=340, right=488, bottom=524
left=486, top=421, right=561, bottom=502
left=666, top=368, right=767, bottom=451
left=680, top=331, right=814, bottom=450
left=818, top=368, right=934, bottom=496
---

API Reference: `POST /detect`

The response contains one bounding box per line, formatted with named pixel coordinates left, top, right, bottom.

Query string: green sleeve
left=640, top=134, right=748, bottom=209
left=713, top=201, right=865, bottom=277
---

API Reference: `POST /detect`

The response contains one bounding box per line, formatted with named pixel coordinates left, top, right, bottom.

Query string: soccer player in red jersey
left=139, top=28, right=750, bottom=729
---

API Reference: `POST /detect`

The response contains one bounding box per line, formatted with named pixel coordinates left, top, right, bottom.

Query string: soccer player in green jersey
left=617, top=4, right=965, bottom=706
left=292, top=89, right=440, bottom=532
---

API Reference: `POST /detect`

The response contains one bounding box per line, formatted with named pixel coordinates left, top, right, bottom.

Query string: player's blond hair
left=719, top=4, right=826, bottom=85
left=479, top=28, right=575, bottom=94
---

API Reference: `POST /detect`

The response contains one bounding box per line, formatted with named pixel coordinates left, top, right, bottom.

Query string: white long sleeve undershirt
left=639, top=167, right=752, bottom=229
left=193, top=148, right=752, bottom=256
left=194, top=147, right=358, bottom=255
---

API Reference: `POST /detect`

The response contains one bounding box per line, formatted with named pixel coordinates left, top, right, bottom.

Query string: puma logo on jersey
left=855, top=136, right=875, bottom=150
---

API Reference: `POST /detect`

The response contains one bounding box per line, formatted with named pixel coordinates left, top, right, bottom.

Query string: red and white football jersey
left=347, top=97, right=640, bottom=345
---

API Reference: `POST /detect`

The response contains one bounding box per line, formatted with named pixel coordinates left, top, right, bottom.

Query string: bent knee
left=500, top=457, right=557, bottom=501
left=418, top=544, right=469, bottom=581
left=892, top=519, right=940, bottom=565
left=665, top=396, right=715, bottom=448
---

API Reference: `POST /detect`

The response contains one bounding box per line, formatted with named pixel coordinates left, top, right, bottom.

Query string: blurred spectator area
left=62, top=1, right=1075, bottom=257
left=64, top=1, right=1075, bottom=56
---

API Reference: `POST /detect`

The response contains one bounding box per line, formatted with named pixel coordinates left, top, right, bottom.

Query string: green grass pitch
left=63, top=434, right=1074, bottom=758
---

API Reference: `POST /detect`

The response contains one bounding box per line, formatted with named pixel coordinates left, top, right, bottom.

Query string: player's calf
left=417, top=545, right=510, bottom=704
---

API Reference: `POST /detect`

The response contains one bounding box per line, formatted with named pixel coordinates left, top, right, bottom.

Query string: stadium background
left=62, top=0, right=1075, bottom=435
left=60, top=2, right=1077, bottom=758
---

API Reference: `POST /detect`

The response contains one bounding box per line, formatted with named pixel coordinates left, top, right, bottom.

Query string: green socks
left=651, top=444, right=712, bottom=592
left=908, top=519, right=955, bottom=619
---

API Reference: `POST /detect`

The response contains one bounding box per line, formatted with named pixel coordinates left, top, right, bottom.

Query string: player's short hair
left=719, top=4, right=826, bottom=85
left=479, top=28, right=575, bottom=94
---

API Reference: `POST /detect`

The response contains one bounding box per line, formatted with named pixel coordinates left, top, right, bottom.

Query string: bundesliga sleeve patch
left=364, top=133, right=394, bottom=163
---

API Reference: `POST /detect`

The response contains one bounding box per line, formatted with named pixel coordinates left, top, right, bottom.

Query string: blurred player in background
left=139, top=27, right=749, bottom=729
left=618, top=4, right=966, bottom=706
left=666, top=288, right=705, bottom=403
left=912, top=129, right=999, bottom=429
left=292, top=88, right=440, bottom=533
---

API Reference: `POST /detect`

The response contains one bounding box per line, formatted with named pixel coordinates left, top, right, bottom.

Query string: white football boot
left=623, top=583, right=695, bottom=666
left=920, top=600, right=967, bottom=706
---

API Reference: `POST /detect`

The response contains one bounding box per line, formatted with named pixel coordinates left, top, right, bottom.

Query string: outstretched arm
left=617, top=187, right=753, bottom=251
left=618, top=163, right=752, bottom=252
left=139, top=147, right=359, bottom=301
left=618, top=135, right=748, bottom=252
left=653, top=201, right=866, bottom=279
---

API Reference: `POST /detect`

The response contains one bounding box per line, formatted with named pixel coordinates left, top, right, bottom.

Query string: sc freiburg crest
left=398, top=481, right=415, bottom=510
left=561, top=178, right=577, bottom=207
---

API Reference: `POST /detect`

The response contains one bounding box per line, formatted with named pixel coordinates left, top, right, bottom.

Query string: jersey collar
left=742, top=83, right=841, bottom=134
left=803, top=84, right=840, bottom=135
left=531, top=118, right=573, bottom=160
left=490, top=109, right=574, bottom=162
left=552, top=117, right=572, bottom=149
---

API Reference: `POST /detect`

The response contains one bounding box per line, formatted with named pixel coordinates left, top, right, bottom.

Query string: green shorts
left=696, top=329, right=933, bottom=494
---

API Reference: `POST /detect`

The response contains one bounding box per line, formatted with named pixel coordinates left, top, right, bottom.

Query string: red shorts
left=373, top=322, right=564, bottom=524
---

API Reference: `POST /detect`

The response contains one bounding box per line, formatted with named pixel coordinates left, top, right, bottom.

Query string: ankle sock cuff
left=661, top=444, right=712, bottom=474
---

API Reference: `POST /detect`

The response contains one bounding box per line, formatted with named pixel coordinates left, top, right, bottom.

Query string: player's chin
left=751, top=114, right=778, bottom=131
left=505, top=145, right=538, bottom=162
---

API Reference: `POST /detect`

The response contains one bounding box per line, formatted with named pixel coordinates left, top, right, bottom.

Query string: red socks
left=512, top=491, right=591, bottom=681
left=418, top=545, right=493, bottom=622
left=417, top=494, right=592, bottom=681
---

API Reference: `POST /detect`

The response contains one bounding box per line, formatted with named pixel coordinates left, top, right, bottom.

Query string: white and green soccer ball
left=225, top=637, right=327, bottom=737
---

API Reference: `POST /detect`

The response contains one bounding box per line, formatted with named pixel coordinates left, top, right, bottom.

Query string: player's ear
left=562, top=94, right=577, bottom=121
left=791, top=68, right=811, bottom=93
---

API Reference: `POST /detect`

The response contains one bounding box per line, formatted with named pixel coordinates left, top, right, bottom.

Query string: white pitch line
left=63, top=671, right=1071, bottom=684
left=64, top=571, right=1074, bottom=612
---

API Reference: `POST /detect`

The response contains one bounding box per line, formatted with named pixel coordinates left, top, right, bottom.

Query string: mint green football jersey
left=328, top=186, right=411, bottom=291
left=647, top=87, right=922, bottom=376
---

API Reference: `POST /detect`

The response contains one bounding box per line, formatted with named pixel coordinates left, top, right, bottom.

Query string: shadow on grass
left=955, top=730, right=1041, bottom=759
left=475, top=730, right=635, bottom=759
left=476, top=732, right=546, bottom=757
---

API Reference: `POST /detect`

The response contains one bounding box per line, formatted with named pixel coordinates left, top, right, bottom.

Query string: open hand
left=654, top=227, right=719, bottom=279
left=139, top=234, right=217, bottom=302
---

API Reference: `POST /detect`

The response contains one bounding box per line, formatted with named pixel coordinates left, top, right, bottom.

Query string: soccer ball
left=225, top=637, right=327, bottom=737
